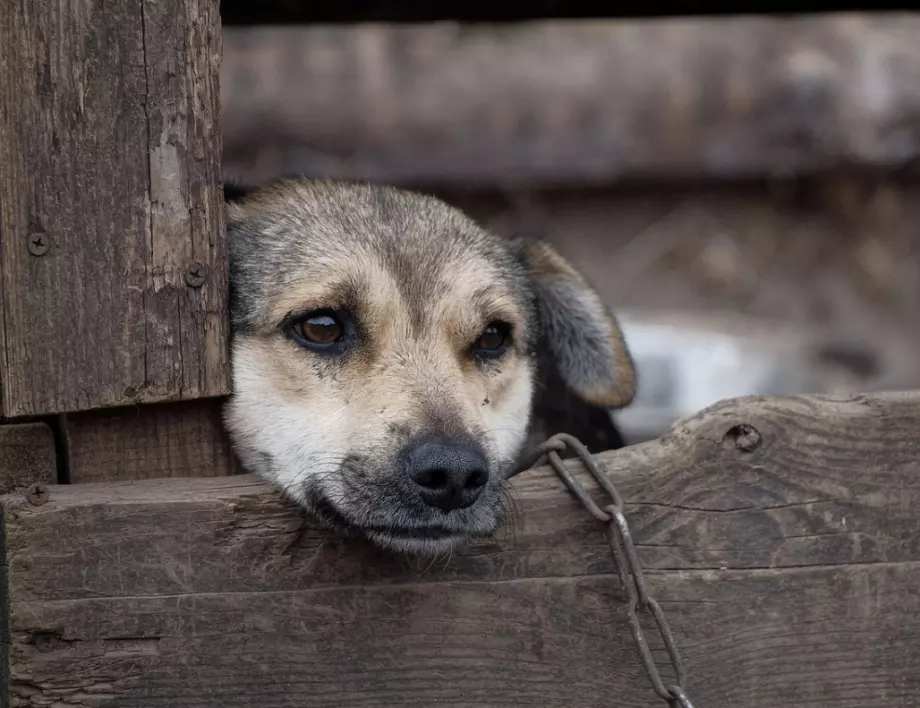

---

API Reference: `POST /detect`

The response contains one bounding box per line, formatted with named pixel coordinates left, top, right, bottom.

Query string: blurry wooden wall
left=221, top=15, right=920, bottom=395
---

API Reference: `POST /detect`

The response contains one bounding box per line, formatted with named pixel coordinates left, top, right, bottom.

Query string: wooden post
left=0, top=0, right=227, bottom=418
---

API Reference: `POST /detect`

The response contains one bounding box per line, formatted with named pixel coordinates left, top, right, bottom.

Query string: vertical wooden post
left=0, top=0, right=228, bottom=418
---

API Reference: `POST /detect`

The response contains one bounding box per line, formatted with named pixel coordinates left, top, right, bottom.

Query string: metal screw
left=26, top=482, right=50, bottom=506
left=185, top=262, right=207, bottom=287
left=28, top=233, right=50, bottom=256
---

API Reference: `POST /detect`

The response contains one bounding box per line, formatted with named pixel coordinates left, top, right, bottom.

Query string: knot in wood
left=723, top=423, right=761, bottom=452
left=32, top=632, right=58, bottom=653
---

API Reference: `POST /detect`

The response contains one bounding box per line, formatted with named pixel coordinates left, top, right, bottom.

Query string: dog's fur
left=223, top=178, right=635, bottom=555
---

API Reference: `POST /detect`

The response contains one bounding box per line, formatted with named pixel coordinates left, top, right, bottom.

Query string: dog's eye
left=473, top=322, right=511, bottom=359
left=291, top=310, right=345, bottom=348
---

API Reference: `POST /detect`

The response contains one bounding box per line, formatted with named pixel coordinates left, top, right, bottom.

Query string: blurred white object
left=611, top=309, right=916, bottom=443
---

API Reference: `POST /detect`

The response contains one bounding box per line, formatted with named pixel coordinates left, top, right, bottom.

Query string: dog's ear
left=510, top=236, right=636, bottom=409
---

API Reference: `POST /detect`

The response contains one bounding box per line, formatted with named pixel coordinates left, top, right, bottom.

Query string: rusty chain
left=522, top=433, right=696, bottom=708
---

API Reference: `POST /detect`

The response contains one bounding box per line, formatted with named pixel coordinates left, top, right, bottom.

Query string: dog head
left=223, top=178, right=635, bottom=555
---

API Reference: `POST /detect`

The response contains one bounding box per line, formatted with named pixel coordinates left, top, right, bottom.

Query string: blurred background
left=219, top=12, right=920, bottom=443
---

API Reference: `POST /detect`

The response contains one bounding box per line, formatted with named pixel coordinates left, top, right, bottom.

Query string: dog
left=222, top=178, right=636, bottom=556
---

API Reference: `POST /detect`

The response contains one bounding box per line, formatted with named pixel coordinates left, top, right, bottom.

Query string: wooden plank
left=0, top=423, right=56, bottom=495
left=6, top=565, right=919, bottom=707
left=221, top=15, right=920, bottom=188
left=0, top=0, right=228, bottom=418
left=63, top=399, right=239, bottom=484
left=3, top=391, right=919, bottom=706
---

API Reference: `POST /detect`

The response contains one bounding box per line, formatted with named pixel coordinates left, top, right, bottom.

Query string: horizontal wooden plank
left=0, top=423, right=56, bottom=494
left=0, top=0, right=228, bottom=417
left=63, top=399, right=239, bottom=483
left=6, top=564, right=920, bottom=707
left=5, top=392, right=920, bottom=598
left=3, top=391, right=920, bottom=705
left=221, top=14, right=920, bottom=188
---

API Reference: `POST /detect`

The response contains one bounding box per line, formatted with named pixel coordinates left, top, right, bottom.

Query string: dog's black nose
left=405, top=437, right=490, bottom=511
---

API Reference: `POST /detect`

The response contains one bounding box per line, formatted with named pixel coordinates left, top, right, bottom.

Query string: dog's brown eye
left=293, top=312, right=344, bottom=346
left=473, top=322, right=511, bottom=360
left=478, top=325, right=507, bottom=350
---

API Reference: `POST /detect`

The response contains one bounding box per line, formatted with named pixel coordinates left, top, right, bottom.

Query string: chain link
left=523, top=433, right=696, bottom=708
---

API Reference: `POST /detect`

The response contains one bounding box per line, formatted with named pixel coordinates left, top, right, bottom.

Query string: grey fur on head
left=221, top=177, right=635, bottom=556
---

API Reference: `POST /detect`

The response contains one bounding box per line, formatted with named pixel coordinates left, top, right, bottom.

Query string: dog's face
left=223, top=179, right=635, bottom=555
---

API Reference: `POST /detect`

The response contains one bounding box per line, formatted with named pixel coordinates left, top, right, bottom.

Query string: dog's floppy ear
left=510, top=236, right=636, bottom=409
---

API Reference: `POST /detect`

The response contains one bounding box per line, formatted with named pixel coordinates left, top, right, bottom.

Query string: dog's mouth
left=312, top=497, right=489, bottom=554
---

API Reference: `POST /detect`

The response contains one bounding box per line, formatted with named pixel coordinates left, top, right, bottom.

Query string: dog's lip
left=314, top=497, right=464, bottom=540
left=368, top=526, right=461, bottom=541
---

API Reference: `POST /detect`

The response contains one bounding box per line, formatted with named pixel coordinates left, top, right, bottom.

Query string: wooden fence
left=2, top=3, right=920, bottom=706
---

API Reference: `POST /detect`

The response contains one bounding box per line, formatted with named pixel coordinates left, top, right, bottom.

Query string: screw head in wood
left=25, top=481, right=50, bottom=506
left=185, top=262, right=207, bottom=287
left=28, top=233, right=50, bottom=256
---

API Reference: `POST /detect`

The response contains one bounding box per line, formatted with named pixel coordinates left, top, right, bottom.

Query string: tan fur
left=222, top=178, right=634, bottom=556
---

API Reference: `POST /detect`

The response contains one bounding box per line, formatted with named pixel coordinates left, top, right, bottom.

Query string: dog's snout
left=405, top=437, right=489, bottom=511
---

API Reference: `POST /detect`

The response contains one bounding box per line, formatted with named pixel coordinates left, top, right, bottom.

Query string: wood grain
left=221, top=15, right=920, bottom=187
left=0, top=0, right=228, bottom=418
left=63, top=398, right=239, bottom=484
left=0, top=423, right=56, bottom=494
left=3, top=392, right=919, bottom=706
left=7, top=565, right=919, bottom=708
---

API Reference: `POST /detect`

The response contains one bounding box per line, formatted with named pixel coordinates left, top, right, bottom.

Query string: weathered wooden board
left=3, top=392, right=919, bottom=706
left=7, top=565, right=918, bottom=707
left=221, top=15, right=920, bottom=187
left=0, top=0, right=228, bottom=418
left=0, top=423, right=56, bottom=495
left=62, top=398, right=238, bottom=484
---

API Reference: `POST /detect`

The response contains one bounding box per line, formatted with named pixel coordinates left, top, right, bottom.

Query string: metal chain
left=523, top=433, right=696, bottom=708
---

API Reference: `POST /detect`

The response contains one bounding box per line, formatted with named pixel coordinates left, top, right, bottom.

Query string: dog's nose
left=405, top=437, right=490, bottom=511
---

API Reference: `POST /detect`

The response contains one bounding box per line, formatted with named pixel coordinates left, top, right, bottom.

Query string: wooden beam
left=0, top=423, right=56, bottom=494
left=63, top=398, right=239, bottom=484
left=0, top=0, right=228, bottom=418
left=3, top=392, right=919, bottom=706
left=221, top=15, right=920, bottom=188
